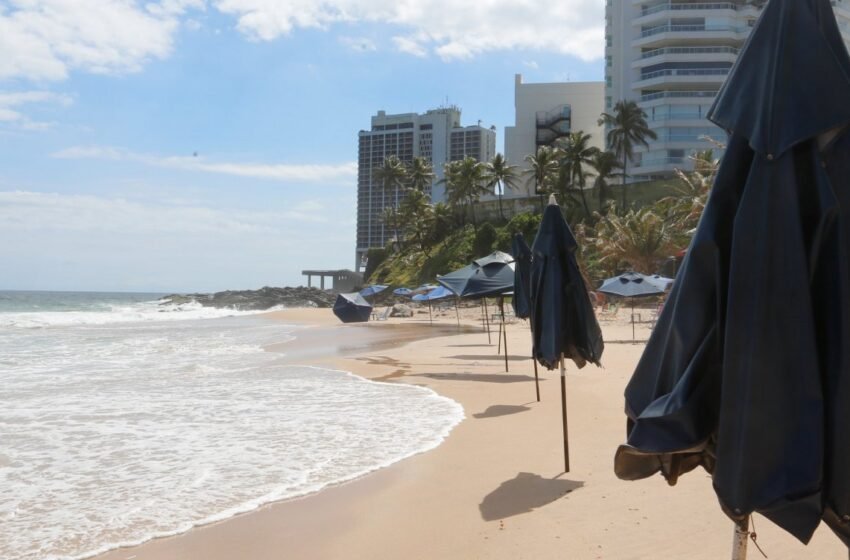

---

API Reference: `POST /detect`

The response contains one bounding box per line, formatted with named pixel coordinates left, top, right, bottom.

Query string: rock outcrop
left=160, top=286, right=336, bottom=310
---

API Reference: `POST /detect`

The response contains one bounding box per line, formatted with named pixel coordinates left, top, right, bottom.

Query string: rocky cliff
left=161, top=286, right=337, bottom=310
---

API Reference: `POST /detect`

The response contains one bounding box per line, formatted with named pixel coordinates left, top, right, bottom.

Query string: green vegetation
left=363, top=101, right=719, bottom=288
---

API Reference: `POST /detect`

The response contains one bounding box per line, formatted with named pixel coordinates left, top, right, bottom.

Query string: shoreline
left=93, top=308, right=846, bottom=560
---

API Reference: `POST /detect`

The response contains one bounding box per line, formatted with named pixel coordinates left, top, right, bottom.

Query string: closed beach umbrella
left=598, top=272, right=666, bottom=340
left=531, top=197, right=603, bottom=472
left=359, top=284, right=388, bottom=298
left=614, top=0, right=850, bottom=553
left=511, top=232, right=539, bottom=401
left=332, top=292, right=372, bottom=323
left=511, top=233, right=533, bottom=320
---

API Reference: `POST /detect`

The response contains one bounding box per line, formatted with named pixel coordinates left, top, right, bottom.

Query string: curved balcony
left=634, top=45, right=739, bottom=67
left=633, top=24, right=749, bottom=48
left=635, top=2, right=741, bottom=25
left=635, top=67, right=730, bottom=88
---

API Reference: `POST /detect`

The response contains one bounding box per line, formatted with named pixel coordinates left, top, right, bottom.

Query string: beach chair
left=371, top=307, right=391, bottom=321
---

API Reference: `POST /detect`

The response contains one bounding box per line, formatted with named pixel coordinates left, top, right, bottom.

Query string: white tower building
left=605, top=0, right=850, bottom=181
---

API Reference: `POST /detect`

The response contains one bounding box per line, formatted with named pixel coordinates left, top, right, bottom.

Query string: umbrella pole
left=731, top=519, right=749, bottom=560
left=560, top=355, right=570, bottom=473
left=533, top=357, right=540, bottom=402
left=631, top=300, right=636, bottom=341
left=497, top=316, right=502, bottom=354
left=455, top=298, right=460, bottom=327
left=428, top=300, right=433, bottom=325
left=500, top=298, right=509, bottom=372
left=483, top=299, right=492, bottom=344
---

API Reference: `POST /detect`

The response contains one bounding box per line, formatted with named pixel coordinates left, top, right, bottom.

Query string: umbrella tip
left=548, top=194, right=558, bottom=206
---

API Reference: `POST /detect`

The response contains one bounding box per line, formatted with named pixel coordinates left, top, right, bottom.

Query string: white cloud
left=0, top=90, right=73, bottom=130
left=52, top=145, right=357, bottom=185
left=213, top=0, right=606, bottom=61
left=392, top=35, right=427, bottom=58
left=0, top=0, right=203, bottom=81
left=338, top=35, right=377, bottom=52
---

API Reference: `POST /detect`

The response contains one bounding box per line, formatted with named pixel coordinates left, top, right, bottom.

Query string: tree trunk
left=576, top=175, right=592, bottom=219
left=498, top=192, right=504, bottom=222
left=621, top=153, right=628, bottom=211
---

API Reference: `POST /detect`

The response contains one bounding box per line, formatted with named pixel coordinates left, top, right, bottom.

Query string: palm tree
left=524, top=146, right=559, bottom=206
left=444, top=157, right=488, bottom=227
left=557, top=131, right=599, bottom=219
left=589, top=150, right=622, bottom=211
left=399, top=188, right=434, bottom=256
left=373, top=155, right=407, bottom=242
left=407, top=156, right=435, bottom=195
left=598, top=100, right=657, bottom=210
left=483, top=153, right=520, bottom=221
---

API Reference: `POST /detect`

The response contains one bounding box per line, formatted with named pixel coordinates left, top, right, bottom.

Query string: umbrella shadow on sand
left=445, top=354, right=530, bottom=362
left=412, top=372, right=537, bottom=384
left=472, top=404, right=531, bottom=419
left=479, top=472, right=583, bottom=521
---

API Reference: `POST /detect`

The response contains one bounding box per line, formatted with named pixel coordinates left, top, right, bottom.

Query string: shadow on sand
left=472, top=404, right=531, bottom=419
left=412, top=373, right=537, bottom=384
left=445, top=354, right=530, bottom=362
left=479, top=472, right=584, bottom=521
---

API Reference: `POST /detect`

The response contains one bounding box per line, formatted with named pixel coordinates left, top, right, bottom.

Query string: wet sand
left=94, top=307, right=846, bottom=560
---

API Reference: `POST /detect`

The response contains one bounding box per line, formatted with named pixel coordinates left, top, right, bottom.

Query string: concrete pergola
left=301, top=269, right=362, bottom=292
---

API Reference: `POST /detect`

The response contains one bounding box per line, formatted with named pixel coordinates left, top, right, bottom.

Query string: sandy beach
left=94, top=306, right=846, bottom=560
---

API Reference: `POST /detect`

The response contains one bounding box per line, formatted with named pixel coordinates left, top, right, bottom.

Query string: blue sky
left=0, top=0, right=604, bottom=293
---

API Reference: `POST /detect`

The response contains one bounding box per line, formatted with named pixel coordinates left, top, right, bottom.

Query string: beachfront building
left=604, top=0, right=850, bottom=181
left=355, top=108, right=496, bottom=271
left=501, top=74, right=605, bottom=198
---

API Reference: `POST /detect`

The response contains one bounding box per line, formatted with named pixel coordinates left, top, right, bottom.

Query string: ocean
left=0, top=291, right=464, bottom=560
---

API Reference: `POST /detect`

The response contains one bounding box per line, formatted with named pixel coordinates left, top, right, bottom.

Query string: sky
left=0, top=0, right=605, bottom=293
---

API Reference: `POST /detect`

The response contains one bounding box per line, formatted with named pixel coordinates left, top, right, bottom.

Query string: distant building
left=502, top=74, right=605, bottom=198
left=355, top=107, right=496, bottom=271
left=604, top=0, right=850, bottom=181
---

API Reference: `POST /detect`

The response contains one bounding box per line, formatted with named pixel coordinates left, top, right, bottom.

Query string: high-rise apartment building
left=503, top=74, right=605, bottom=198
left=355, top=108, right=496, bottom=270
left=604, top=0, right=850, bottom=181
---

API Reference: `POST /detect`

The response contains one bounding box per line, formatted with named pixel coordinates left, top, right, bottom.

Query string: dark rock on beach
left=160, top=286, right=337, bottom=310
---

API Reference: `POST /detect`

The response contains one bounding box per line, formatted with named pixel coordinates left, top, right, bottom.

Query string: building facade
left=503, top=74, right=605, bottom=198
left=604, top=0, right=850, bottom=181
left=355, top=108, right=496, bottom=270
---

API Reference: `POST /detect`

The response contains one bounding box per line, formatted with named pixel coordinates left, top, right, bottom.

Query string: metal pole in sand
left=499, top=297, right=509, bottom=372
left=533, top=356, right=540, bottom=402
left=731, top=519, right=748, bottom=560
left=497, top=313, right=502, bottom=354
left=427, top=300, right=433, bottom=324
left=483, top=298, right=492, bottom=344
left=560, top=354, right=570, bottom=472
left=454, top=297, right=460, bottom=327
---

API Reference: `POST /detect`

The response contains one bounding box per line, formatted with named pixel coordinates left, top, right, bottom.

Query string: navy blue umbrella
left=511, top=232, right=539, bottom=401
left=511, top=233, right=533, bottom=320
left=530, top=197, right=603, bottom=472
left=598, top=272, right=665, bottom=341
left=332, top=293, right=372, bottom=323
left=615, top=0, right=850, bottom=554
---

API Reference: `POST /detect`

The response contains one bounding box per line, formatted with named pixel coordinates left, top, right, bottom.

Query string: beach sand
left=94, top=306, right=846, bottom=560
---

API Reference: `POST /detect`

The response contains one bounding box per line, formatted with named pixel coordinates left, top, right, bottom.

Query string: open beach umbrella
left=412, top=285, right=457, bottom=325
left=531, top=196, right=603, bottom=472
left=392, top=287, right=413, bottom=297
left=512, top=232, right=539, bottom=401
left=597, top=272, right=666, bottom=341
left=614, top=0, right=850, bottom=554
left=332, top=292, right=372, bottom=323
left=359, top=284, right=388, bottom=298
left=438, top=252, right=515, bottom=349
